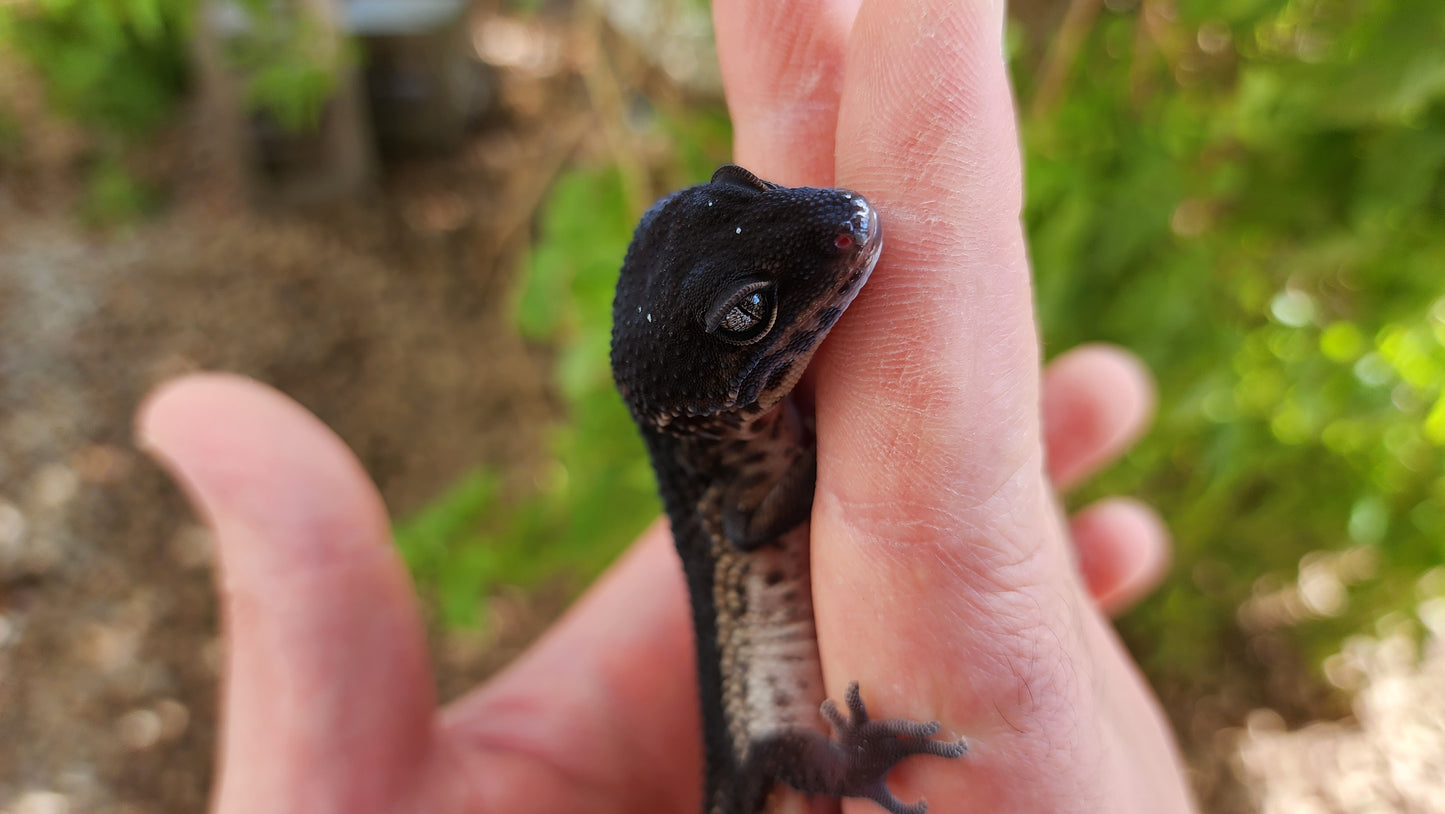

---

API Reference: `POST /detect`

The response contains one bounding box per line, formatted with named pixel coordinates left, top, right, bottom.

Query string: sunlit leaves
left=398, top=125, right=733, bottom=626
left=0, top=0, right=192, bottom=136
left=1021, top=0, right=1445, bottom=679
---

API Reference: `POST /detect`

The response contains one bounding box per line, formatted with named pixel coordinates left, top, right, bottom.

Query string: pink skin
left=137, top=1, right=1194, bottom=812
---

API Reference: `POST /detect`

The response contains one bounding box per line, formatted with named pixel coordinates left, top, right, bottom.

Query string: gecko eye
left=705, top=280, right=778, bottom=345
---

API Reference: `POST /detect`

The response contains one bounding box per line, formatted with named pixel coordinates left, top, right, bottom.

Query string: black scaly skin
left=611, top=165, right=968, bottom=814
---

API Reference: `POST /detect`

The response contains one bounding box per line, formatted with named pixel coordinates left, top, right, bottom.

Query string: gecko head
left=611, top=164, right=882, bottom=435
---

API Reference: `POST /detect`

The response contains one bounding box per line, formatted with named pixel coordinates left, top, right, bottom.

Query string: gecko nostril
left=838, top=221, right=870, bottom=252
left=836, top=204, right=875, bottom=252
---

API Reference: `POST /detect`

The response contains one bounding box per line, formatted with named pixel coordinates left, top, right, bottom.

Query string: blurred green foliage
left=226, top=0, right=352, bottom=132
left=0, top=0, right=350, bottom=134
left=80, top=152, right=163, bottom=224
left=0, top=0, right=192, bottom=137
left=398, top=109, right=734, bottom=627
left=1, top=0, right=349, bottom=223
left=402, top=0, right=1445, bottom=709
left=399, top=165, right=662, bottom=627
left=0, top=0, right=192, bottom=223
left=1017, top=0, right=1445, bottom=683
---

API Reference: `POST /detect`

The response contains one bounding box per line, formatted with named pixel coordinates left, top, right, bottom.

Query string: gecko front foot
left=817, top=681, right=968, bottom=814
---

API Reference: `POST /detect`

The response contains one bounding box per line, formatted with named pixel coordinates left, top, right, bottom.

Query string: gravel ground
left=1237, top=612, right=1445, bottom=813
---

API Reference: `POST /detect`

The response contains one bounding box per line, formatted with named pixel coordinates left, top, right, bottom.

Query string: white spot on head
left=637, top=305, right=642, bottom=313
left=707, top=200, right=713, bottom=206
left=843, top=193, right=852, bottom=199
left=735, top=226, right=742, bottom=234
left=646, top=313, right=653, bottom=323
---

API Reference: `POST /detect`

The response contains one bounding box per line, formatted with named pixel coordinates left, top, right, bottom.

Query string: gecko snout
left=833, top=194, right=878, bottom=255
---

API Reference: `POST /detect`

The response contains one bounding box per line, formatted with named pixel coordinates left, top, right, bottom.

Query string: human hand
left=139, top=345, right=1164, bottom=814
left=137, top=1, right=1192, bottom=812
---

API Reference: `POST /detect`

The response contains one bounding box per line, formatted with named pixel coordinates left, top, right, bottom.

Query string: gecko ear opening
left=711, top=164, right=779, bottom=193
left=705, top=279, right=778, bottom=345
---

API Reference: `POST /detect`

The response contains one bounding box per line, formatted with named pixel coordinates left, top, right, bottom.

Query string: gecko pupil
left=712, top=285, right=777, bottom=344
left=726, top=293, right=765, bottom=331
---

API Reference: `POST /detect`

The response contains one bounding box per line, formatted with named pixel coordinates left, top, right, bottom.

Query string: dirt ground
left=0, top=23, right=600, bottom=809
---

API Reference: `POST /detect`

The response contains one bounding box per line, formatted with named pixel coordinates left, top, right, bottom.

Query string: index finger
left=714, top=0, right=861, bottom=186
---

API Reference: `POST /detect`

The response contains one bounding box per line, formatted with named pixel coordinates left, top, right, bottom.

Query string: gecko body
left=611, top=165, right=967, bottom=814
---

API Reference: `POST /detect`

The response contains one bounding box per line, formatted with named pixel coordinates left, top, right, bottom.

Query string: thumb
left=137, top=374, right=436, bottom=814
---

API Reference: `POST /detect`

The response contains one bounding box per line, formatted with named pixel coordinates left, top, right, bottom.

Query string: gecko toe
left=821, top=697, right=848, bottom=733
left=928, top=737, right=969, bottom=759
left=844, top=680, right=868, bottom=719
left=864, top=782, right=929, bottom=814
left=871, top=719, right=940, bottom=739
